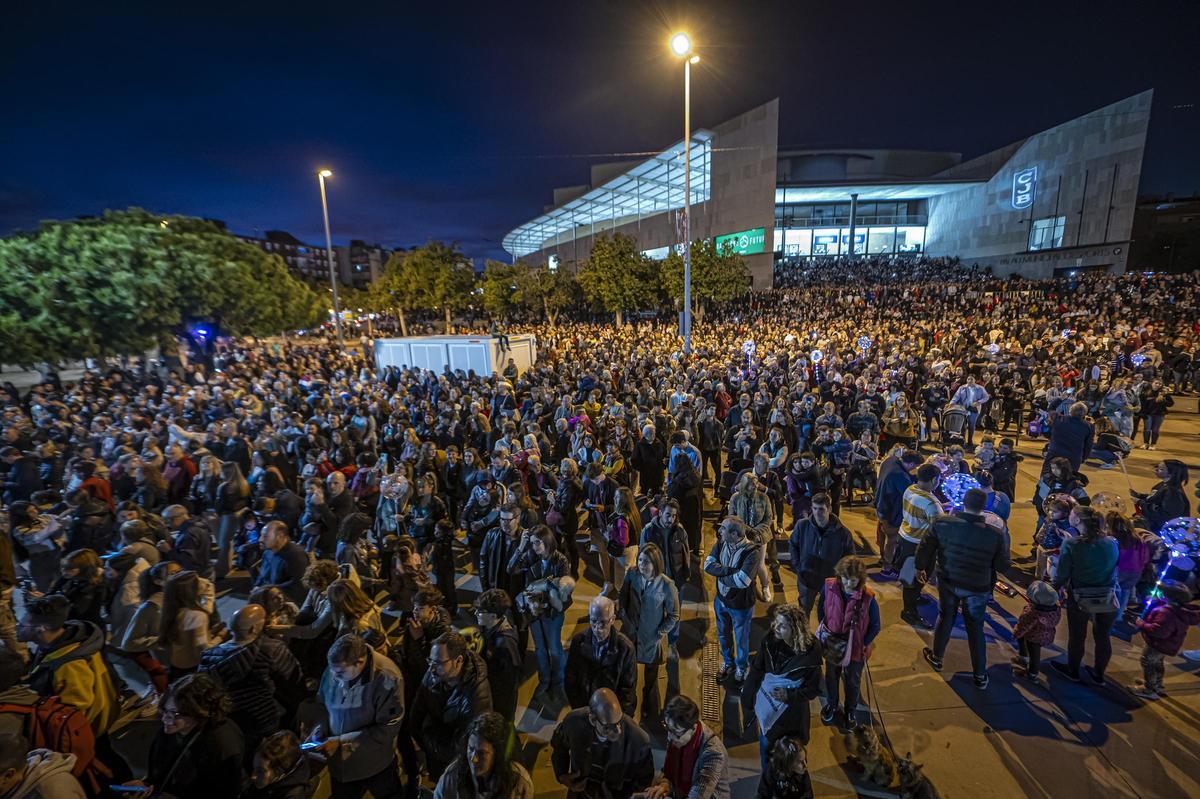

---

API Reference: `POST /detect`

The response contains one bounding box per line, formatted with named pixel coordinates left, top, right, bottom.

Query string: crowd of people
left=0, top=261, right=1198, bottom=799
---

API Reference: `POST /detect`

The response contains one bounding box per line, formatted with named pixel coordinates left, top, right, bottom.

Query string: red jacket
left=1138, top=600, right=1200, bottom=656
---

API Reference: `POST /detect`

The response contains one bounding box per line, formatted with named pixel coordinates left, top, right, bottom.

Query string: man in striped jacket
left=897, top=463, right=943, bottom=628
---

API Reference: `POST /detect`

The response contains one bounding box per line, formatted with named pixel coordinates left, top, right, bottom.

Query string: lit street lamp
left=670, top=32, right=700, bottom=355
left=317, top=169, right=344, bottom=347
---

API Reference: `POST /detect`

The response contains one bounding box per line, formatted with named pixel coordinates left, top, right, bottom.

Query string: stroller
left=939, top=404, right=969, bottom=447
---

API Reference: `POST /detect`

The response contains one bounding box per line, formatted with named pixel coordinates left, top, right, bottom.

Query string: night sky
left=4, top=1, right=1198, bottom=262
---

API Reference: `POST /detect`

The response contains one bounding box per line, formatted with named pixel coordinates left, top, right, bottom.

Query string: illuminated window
left=1029, top=216, right=1065, bottom=251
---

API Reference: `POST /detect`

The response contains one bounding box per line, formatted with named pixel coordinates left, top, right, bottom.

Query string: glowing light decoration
left=1147, top=517, right=1200, bottom=607
left=941, top=472, right=981, bottom=509
left=810, top=349, right=823, bottom=363
left=986, top=343, right=1000, bottom=354
left=1130, top=352, right=1147, bottom=367
left=1061, top=329, right=1071, bottom=339
left=857, top=335, right=872, bottom=353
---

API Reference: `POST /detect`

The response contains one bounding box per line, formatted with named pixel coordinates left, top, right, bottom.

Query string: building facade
left=235, top=230, right=391, bottom=289
left=504, top=90, right=1154, bottom=283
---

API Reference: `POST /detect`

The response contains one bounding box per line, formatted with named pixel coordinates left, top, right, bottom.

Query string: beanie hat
left=1027, top=580, right=1059, bottom=607
left=1159, top=579, right=1193, bottom=606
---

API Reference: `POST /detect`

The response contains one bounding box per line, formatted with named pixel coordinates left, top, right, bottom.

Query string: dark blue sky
left=3, top=0, right=1198, bottom=262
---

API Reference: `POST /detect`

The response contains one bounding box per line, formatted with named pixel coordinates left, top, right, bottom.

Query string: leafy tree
left=0, top=208, right=324, bottom=365
left=372, top=242, right=475, bottom=333
left=513, top=262, right=581, bottom=326
left=577, top=233, right=661, bottom=325
left=661, top=238, right=751, bottom=319
left=373, top=248, right=421, bottom=336
left=480, top=261, right=521, bottom=319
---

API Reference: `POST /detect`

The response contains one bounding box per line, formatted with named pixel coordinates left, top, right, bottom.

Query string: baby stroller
left=940, top=404, right=969, bottom=447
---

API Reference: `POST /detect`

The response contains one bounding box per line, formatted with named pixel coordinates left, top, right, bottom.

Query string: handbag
left=1073, top=585, right=1120, bottom=614
left=818, top=625, right=850, bottom=663
left=545, top=508, right=563, bottom=527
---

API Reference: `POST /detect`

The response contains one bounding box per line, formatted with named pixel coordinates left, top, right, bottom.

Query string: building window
left=1029, top=216, right=1065, bottom=251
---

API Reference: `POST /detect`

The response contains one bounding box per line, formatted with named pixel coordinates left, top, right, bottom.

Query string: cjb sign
left=1011, top=167, right=1038, bottom=210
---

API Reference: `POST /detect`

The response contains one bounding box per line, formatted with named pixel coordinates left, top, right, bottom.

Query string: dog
left=844, top=726, right=898, bottom=788
left=897, top=753, right=941, bottom=799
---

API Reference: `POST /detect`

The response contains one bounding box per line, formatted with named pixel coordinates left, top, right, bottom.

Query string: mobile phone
left=299, top=741, right=323, bottom=751
left=109, top=787, right=146, bottom=794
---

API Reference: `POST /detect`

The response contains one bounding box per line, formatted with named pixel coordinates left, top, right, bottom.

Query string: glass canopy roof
left=503, top=131, right=713, bottom=258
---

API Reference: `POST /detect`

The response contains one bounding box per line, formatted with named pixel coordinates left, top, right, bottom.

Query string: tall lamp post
left=670, top=33, right=699, bottom=355
left=317, top=169, right=344, bottom=347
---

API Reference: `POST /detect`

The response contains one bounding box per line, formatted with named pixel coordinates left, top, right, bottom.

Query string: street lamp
left=670, top=32, right=699, bottom=355
left=317, top=168, right=344, bottom=347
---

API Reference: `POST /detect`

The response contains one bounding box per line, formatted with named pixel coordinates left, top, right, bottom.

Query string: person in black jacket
left=1133, top=459, right=1190, bottom=534
left=551, top=688, right=654, bottom=799
left=742, top=604, right=823, bottom=775
left=788, top=493, right=854, bottom=615
left=1043, top=402, right=1094, bottom=474
left=243, top=731, right=318, bottom=799
left=630, top=425, right=667, bottom=496
left=160, top=505, right=214, bottom=579
left=411, top=630, right=493, bottom=780
left=915, top=489, right=1011, bottom=689
left=199, top=604, right=303, bottom=751
left=47, top=548, right=106, bottom=629
left=666, top=457, right=703, bottom=555
left=1137, top=379, right=1173, bottom=450
left=473, top=589, right=522, bottom=722
left=0, top=448, right=43, bottom=504
left=564, top=596, right=638, bottom=714
left=118, top=673, right=245, bottom=799
left=639, top=499, right=691, bottom=586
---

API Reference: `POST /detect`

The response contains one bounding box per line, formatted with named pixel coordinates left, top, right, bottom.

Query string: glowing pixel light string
left=941, top=472, right=981, bottom=509
left=857, top=335, right=872, bottom=354
left=1146, top=516, right=1200, bottom=610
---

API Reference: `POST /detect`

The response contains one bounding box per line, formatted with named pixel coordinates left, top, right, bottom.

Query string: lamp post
left=670, top=33, right=699, bottom=355
left=317, top=169, right=344, bottom=347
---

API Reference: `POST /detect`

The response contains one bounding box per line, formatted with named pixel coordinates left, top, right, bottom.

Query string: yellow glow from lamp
left=670, top=32, right=692, bottom=57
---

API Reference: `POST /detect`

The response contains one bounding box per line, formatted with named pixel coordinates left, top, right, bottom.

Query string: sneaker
left=836, top=711, right=855, bottom=733
left=1098, top=462, right=1116, bottom=470
left=717, top=663, right=734, bottom=682
left=1131, top=682, right=1159, bottom=700
left=901, top=611, right=933, bottom=630
left=1085, top=666, right=1106, bottom=686
left=974, top=673, right=990, bottom=689
left=1010, top=655, right=1029, bottom=668
left=922, top=647, right=943, bottom=672
left=734, top=669, right=747, bottom=684
left=1148, top=444, right=1156, bottom=450
left=1012, top=665, right=1040, bottom=683
left=1050, top=661, right=1081, bottom=682
left=879, top=568, right=899, bottom=580
left=820, top=704, right=837, bottom=725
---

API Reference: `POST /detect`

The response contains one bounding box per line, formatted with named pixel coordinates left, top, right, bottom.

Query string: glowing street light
left=316, top=168, right=344, bottom=346
left=670, top=31, right=699, bottom=354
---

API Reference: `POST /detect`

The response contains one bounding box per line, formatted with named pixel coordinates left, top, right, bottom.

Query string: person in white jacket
left=0, top=733, right=86, bottom=799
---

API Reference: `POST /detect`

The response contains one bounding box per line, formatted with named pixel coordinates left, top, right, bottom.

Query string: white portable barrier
left=373, top=334, right=536, bottom=376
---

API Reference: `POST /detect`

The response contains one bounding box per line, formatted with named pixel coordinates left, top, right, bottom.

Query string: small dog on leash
left=844, top=726, right=898, bottom=788
left=897, top=753, right=941, bottom=799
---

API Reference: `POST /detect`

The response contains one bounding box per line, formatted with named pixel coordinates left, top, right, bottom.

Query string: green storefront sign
left=714, top=227, right=766, bottom=255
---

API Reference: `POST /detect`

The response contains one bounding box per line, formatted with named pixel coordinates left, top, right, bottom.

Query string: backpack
left=0, top=695, right=111, bottom=792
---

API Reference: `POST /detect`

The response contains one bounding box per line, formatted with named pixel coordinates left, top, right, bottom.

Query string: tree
left=513, top=262, right=582, bottom=326
left=373, top=249, right=421, bottom=336
left=372, top=242, right=474, bottom=334
left=480, top=261, right=521, bottom=320
left=660, top=238, right=751, bottom=319
left=577, top=233, right=661, bottom=325
left=0, top=208, right=324, bottom=365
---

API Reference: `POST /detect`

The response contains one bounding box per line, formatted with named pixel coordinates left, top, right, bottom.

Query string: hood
left=6, top=749, right=79, bottom=799
left=1177, top=603, right=1200, bottom=625
left=44, top=620, right=105, bottom=663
